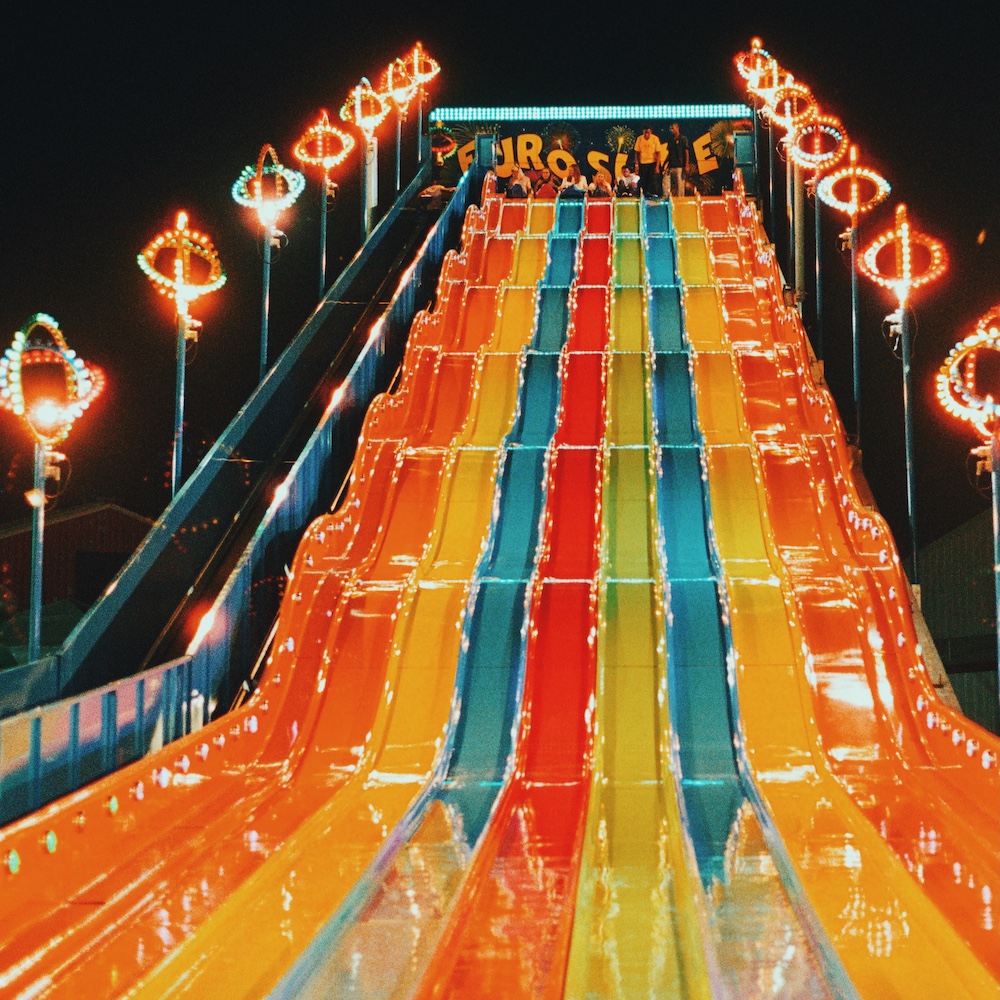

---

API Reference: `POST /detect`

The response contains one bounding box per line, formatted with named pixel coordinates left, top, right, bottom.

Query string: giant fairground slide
left=0, top=99, right=997, bottom=1000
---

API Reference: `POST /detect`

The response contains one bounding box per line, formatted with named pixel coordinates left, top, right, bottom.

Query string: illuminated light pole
left=409, top=42, right=440, bottom=164
left=859, top=203, right=947, bottom=585
left=787, top=114, right=850, bottom=360
left=817, top=145, right=891, bottom=440
left=0, top=315, right=104, bottom=662
left=292, top=110, right=356, bottom=299
left=937, top=306, right=1000, bottom=705
left=380, top=59, right=417, bottom=198
left=734, top=37, right=772, bottom=205
left=747, top=56, right=792, bottom=237
left=761, top=80, right=816, bottom=300
left=232, top=144, right=306, bottom=382
left=138, top=211, right=226, bottom=498
left=340, top=80, right=390, bottom=243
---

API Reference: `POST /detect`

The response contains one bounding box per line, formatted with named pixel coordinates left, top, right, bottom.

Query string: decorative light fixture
left=232, top=144, right=305, bottom=381
left=292, top=110, right=356, bottom=298
left=787, top=113, right=850, bottom=359
left=761, top=80, right=816, bottom=134
left=138, top=211, right=226, bottom=497
left=409, top=42, right=440, bottom=164
left=817, top=144, right=891, bottom=440
left=936, top=305, right=1000, bottom=704
left=0, top=314, right=104, bottom=662
left=341, top=79, right=390, bottom=242
left=380, top=58, right=418, bottom=198
left=859, top=204, right=947, bottom=585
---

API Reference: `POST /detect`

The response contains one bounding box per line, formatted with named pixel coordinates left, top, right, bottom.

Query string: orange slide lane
left=678, top=189, right=999, bottom=996
left=0, top=199, right=530, bottom=997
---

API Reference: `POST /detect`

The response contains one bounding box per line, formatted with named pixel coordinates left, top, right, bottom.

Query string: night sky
left=3, top=3, right=998, bottom=561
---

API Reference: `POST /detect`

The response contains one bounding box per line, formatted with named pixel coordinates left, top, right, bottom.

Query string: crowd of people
left=501, top=123, right=691, bottom=199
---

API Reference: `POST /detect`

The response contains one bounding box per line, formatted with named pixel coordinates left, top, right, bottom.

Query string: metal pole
left=318, top=178, right=328, bottom=300
left=850, top=221, right=861, bottom=440
left=260, top=226, right=272, bottom=382
left=794, top=163, right=806, bottom=312
left=752, top=101, right=760, bottom=204
left=814, top=175, right=823, bottom=360
left=900, top=304, right=919, bottom=584
left=171, top=311, right=186, bottom=498
left=786, top=142, right=794, bottom=287
left=361, top=142, right=370, bottom=243
left=28, top=442, right=45, bottom=663
left=417, top=91, right=424, bottom=164
left=991, top=431, right=1000, bottom=713
left=767, top=122, right=775, bottom=240
left=394, top=112, right=402, bottom=197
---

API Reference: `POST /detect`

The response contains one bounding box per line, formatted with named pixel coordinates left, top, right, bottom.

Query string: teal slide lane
left=642, top=199, right=856, bottom=999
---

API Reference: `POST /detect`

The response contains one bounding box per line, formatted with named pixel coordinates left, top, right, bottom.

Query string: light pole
left=293, top=110, right=355, bottom=299
left=0, top=315, right=104, bottom=662
left=138, top=211, right=226, bottom=498
left=859, top=203, right=947, bottom=585
left=937, top=306, right=1000, bottom=709
left=817, top=145, right=890, bottom=441
left=409, top=42, right=440, bottom=164
left=787, top=114, right=850, bottom=361
left=340, top=80, right=389, bottom=243
left=232, top=145, right=305, bottom=382
left=380, top=59, right=417, bottom=199
left=761, top=79, right=816, bottom=298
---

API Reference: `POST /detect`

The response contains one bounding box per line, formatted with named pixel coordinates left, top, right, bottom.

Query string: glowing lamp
left=858, top=203, right=947, bottom=307
left=292, top=109, right=355, bottom=174
left=746, top=57, right=792, bottom=105
left=232, top=144, right=306, bottom=229
left=816, top=145, right=890, bottom=220
left=340, top=79, right=390, bottom=143
left=937, top=307, right=1000, bottom=437
left=761, top=81, right=816, bottom=134
left=787, top=114, right=849, bottom=174
left=138, top=211, right=226, bottom=328
left=381, top=59, right=417, bottom=114
left=410, top=42, right=440, bottom=88
left=0, top=314, right=104, bottom=447
left=735, top=37, right=771, bottom=84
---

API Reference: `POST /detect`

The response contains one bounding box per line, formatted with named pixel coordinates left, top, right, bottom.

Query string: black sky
left=3, top=2, right=998, bottom=555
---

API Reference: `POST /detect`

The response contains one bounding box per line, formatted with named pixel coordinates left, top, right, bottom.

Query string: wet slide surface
left=0, top=179, right=997, bottom=1000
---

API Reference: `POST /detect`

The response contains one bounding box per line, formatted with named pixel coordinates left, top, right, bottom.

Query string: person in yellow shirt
left=634, top=126, right=661, bottom=198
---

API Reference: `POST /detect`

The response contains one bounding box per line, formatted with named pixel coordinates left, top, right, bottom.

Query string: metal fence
left=0, top=157, right=485, bottom=825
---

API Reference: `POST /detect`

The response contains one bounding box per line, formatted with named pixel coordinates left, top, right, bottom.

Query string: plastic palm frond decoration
left=708, top=120, right=738, bottom=159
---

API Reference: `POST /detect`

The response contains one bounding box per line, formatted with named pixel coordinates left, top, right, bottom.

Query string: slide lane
left=684, top=193, right=1000, bottom=996
left=411, top=220, right=607, bottom=999
left=646, top=200, right=841, bottom=997
left=0, top=202, right=524, bottom=997
left=562, top=215, right=714, bottom=999
left=700, top=194, right=1000, bottom=978
left=269, top=212, right=580, bottom=996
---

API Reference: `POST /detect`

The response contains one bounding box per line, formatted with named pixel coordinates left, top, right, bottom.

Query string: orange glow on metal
left=137, top=211, right=226, bottom=324
left=381, top=58, right=417, bottom=113
left=0, top=314, right=104, bottom=446
left=787, top=113, right=849, bottom=173
left=937, top=306, right=1000, bottom=435
left=232, top=144, right=306, bottom=229
left=292, top=109, right=356, bottom=175
left=816, top=144, right=890, bottom=220
left=859, top=203, right=947, bottom=306
left=340, top=79, right=390, bottom=142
